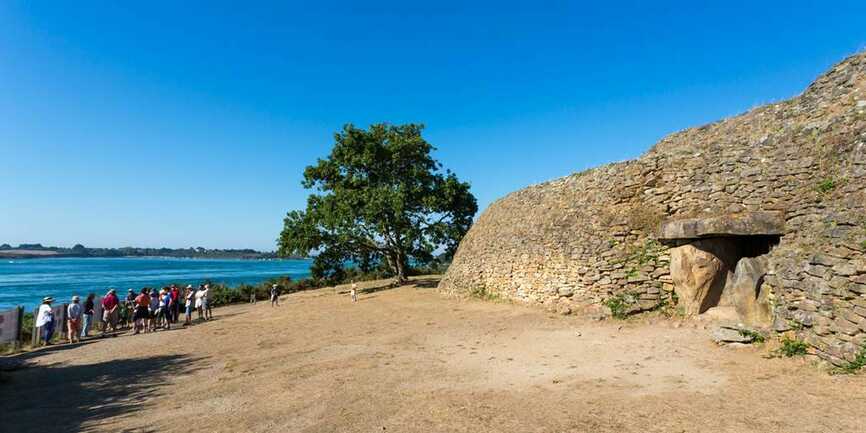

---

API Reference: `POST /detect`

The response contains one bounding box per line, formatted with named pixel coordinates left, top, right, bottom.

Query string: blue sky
left=1, top=1, right=864, bottom=251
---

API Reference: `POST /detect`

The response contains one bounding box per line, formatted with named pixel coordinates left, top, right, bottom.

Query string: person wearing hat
left=123, top=289, right=136, bottom=328
left=270, top=283, right=281, bottom=307
left=101, top=288, right=120, bottom=336
left=67, top=296, right=83, bottom=344
left=183, top=285, right=195, bottom=326
left=35, top=297, right=55, bottom=346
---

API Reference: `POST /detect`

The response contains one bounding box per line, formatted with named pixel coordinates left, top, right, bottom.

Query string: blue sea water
left=0, top=257, right=313, bottom=310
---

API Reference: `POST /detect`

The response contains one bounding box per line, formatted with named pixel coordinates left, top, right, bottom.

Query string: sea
left=0, top=257, right=313, bottom=310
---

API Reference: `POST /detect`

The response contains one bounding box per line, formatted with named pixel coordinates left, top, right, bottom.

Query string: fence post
left=31, top=307, right=39, bottom=347
left=15, top=306, right=23, bottom=351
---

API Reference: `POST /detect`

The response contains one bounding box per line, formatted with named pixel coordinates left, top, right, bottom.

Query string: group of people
left=34, top=283, right=217, bottom=346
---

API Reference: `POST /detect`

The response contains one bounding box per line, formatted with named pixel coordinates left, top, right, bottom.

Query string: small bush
left=603, top=292, right=637, bottom=320
left=816, top=179, right=837, bottom=194
left=837, top=344, right=866, bottom=374
left=778, top=337, right=808, bottom=357
left=468, top=286, right=501, bottom=302
left=738, top=329, right=766, bottom=344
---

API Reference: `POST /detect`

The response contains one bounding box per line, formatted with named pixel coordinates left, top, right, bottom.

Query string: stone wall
left=440, top=51, right=866, bottom=365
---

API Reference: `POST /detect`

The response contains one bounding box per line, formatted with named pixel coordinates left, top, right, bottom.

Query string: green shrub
left=778, top=337, right=809, bottom=357
left=468, top=286, right=501, bottom=302
left=603, top=293, right=637, bottom=320
left=838, top=344, right=866, bottom=374
left=817, top=179, right=837, bottom=194
left=738, top=328, right=766, bottom=344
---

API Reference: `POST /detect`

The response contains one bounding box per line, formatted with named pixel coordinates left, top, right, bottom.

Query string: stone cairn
left=440, top=51, right=866, bottom=366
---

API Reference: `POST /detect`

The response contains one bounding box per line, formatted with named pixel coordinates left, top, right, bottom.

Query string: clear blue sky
left=1, top=1, right=864, bottom=251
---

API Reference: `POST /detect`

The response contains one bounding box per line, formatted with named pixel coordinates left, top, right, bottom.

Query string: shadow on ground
left=0, top=353, right=203, bottom=433
left=357, top=277, right=441, bottom=295
left=410, top=278, right=439, bottom=289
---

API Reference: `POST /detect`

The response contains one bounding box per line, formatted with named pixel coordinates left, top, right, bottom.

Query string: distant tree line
left=0, top=243, right=295, bottom=260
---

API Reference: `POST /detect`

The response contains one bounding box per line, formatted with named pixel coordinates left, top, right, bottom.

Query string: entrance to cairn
left=658, top=212, right=785, bottom=326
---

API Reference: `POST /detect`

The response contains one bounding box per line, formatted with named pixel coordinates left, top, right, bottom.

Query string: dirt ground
left=2, top=276, right=865, bottom=433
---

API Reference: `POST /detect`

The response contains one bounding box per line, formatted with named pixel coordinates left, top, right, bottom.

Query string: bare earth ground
left=2, top=276, right=866, bottom=433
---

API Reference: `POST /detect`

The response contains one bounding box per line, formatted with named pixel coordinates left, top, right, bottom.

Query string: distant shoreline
left=0, top=246, right=305, bottom=261
left=0, top=253, right=309, bottom=261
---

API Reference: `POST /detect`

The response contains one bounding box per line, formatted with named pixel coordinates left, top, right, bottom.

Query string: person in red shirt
left=132, top=288, right=151, bottom=334
left=101, top=289, right=120, bottom=336
left=169, top=284, right=180, bottom=323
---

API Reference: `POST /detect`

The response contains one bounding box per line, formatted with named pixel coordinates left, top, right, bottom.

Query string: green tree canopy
left=278, top=123, right=477, bottom=282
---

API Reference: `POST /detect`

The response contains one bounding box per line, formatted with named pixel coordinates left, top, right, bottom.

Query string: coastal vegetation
left=278, top=123, right=477, bottom=283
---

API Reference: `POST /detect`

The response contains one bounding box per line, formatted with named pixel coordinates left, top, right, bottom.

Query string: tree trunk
left=394, top=250, right=408, bottom=286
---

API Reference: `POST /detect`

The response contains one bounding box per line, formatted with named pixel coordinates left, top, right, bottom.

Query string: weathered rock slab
left=658, top=212, right=785, bottom=240
left=670, top=241, right=727, bottom=316
left=729, top=256, right=773, bottom=327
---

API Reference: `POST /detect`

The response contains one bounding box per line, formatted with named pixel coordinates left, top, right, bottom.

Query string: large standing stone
left=729, top=256, right=773, bottom=326
left=670, top=241, right=728, bottom=316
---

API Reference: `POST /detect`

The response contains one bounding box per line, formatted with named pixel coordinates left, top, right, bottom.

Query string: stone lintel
left=658, top=212, right=785, bottom=240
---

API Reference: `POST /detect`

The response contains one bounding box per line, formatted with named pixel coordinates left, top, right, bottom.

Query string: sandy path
left=2, top=277, right=865, bottom=433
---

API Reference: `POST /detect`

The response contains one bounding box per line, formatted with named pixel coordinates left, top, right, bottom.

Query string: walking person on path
left=270, top=284, right=280, bottom=307
left=35, top=297, right=55, bottom=346
left=67, top=296, right=83, bottom=344
left=81, top=293, right=95, bottom=338
left=350, top=281, right=358, bottom=303
left=101, top=289, right=120, bottom=337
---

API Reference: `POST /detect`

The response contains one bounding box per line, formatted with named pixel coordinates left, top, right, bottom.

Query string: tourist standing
left=184, top=285, right=194, bottom=325
left=149, top=289, right=160, bottom=331
left=202, top=284, right=213, bottom=320
left=158, top=288, right=171, bottom=330
left=270, top=284, right=280, bottom=307
left=124, top=289, right=136, bottom=328
left=250, top=286, right=257, bottom=304
left=170, top=284, right=180, bottom=323
left=101, top=289, right=120, bottom=336
left=350, top=281, right=358, bottom=303
left=36, top=297, right=55, bottom=346
left=66, top=296, right=83, bottom=344
left=133, top=288, right=150, bottom=334
left=195, top=285, right=205, bottom=321
left=81, top=293, right=95, bottom=338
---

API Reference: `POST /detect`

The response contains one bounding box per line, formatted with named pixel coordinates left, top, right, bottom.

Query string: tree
left=278, top=123, right=477, bottom=283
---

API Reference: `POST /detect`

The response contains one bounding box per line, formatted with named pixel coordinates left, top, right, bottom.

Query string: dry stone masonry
left=440, top=51, right=866, bottom=366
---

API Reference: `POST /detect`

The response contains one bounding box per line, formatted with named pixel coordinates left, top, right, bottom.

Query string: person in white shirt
left=195, top=285, right=205, bottom=320
left=35, top=297, right=55, bottom=346
left=203, top=284, right=213, bottom=320
left=66, top=296, right=83, bottom=344
left=270, top=284, right=280, bottom=307
left=184, top=285, right=194, bottom=325
left=350, top=281, right=358, bottom=303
